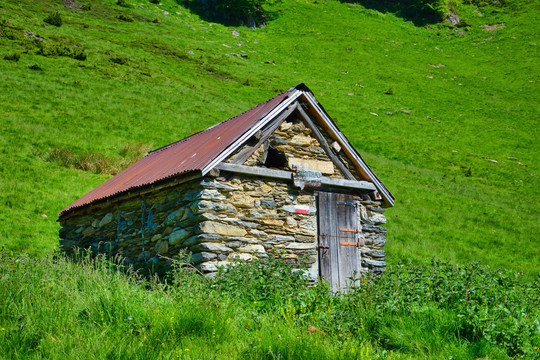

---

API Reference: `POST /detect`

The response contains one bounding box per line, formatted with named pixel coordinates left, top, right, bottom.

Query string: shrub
left=109, top=56, right=129, bottom=65
left=4, top=52, right=20, bottom=61
left=213, top=253, right=314, bottom=310
left=29, top=64, right=43, bottom=71
left=46, top=142, right=150, bottom=175
left=118, top=14, right=134, bottom=22
left=37, top=43, right=87, bottom=61
left=149, top=0, right=160, bottom=3
left=116, top=0, right=133, bottom=8
left=43, top=12, right=62, bottom=27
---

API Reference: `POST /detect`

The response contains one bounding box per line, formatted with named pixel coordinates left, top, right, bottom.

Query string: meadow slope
left=0, top=0, right=538, bottom=277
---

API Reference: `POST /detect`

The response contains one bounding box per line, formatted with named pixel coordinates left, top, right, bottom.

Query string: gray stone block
left=190, top=252, right=217, bottom=264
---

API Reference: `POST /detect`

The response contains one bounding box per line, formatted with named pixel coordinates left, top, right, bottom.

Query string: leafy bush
left=118, top=14, right=134, bottom=22
left=213, top=253, right=314, bottom=310
left=185, top=0, right=271, bottom=27
left=116, top=0, right=132, bottom=8
left=3, top=52, right=20, bottom=61
left=43, top=12, right=62, bottom=27
left=36, top=43, right=87, bottom=60
left=337, top=260, right=540, bottom=356
left=29, top=64, right=43, bottom=71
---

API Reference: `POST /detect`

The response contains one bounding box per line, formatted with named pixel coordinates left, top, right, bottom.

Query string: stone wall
left=60, top=175, right=387, bottom=277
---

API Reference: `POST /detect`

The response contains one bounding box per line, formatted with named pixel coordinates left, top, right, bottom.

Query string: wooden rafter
left=295, top=104, right=356, bottom=180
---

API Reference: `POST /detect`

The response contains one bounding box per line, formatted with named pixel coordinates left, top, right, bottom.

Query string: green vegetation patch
left=0, top=253, right=538, bottom=359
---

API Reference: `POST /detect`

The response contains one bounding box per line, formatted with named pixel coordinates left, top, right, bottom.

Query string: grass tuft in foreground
left=1, top=251, right=538, bottom=359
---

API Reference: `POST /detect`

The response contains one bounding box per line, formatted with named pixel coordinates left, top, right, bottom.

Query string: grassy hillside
left=0, top=0, right=539, bottom=279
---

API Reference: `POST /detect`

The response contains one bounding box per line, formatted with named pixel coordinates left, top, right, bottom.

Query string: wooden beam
left=295, top=104, right=356, bottom=180
left=215, top=162, right=292, bottom=180
left=230, top=103, right=298, bottom=165
left=215, top=163, right=376, bottom=191
left=322, top=176, right=376, bottom=191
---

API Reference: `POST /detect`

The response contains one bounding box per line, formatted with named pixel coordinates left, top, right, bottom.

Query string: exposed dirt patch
left=481, top=23, right=505, bottom=31
left=63, top=0, right=82, bottom=12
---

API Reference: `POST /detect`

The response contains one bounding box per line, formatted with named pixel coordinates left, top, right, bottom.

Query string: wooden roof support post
left=295, top=104, right=356, bottom=180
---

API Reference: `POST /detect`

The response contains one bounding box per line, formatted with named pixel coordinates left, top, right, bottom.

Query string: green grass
left=0, top=0, right=538, bottom=276
left=0, top=253, right=538, bottom=359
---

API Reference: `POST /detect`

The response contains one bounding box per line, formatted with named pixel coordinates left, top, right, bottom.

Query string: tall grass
left=45, top=142, right=151, bottom=175
left=1, top=252, right=538, bottom=359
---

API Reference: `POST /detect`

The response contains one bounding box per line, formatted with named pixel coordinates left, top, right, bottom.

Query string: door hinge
left=339, top=228, right=360, bottom=233
left=317, top=244, right=329, bottom=250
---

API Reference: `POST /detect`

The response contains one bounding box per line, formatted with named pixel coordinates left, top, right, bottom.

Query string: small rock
left=169, top=229, right=189, bottom=245
left=385, top=112, right=392, bottom=115
left=369, top=112, right=378, bottom=116
left=230, top=253, right=253, bottom=261
left=286, top=242, right=315, bottom=250
left=261, top=199, right=276, bottom=209
left=190, top=252, right=217, bottom=264
left=222, top=44, right=231, bottom=48
left=155, top=240, right=169, bottom=255
left=239, top=244, right=266, bottom=254
left=191, top=242, right=232, bottom=254
left=185, top=50, right=194, bottom=54
left=150, top=234, right=162, bottom=243
left=231, top=30, right=239, bottom=37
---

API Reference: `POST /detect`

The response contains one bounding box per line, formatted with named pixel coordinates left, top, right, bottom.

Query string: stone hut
left=58, top=84, right=395, bottom=291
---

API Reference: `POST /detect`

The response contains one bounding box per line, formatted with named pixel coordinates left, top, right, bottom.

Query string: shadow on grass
left=338, top=0, right=440, bottom=26
left=175, top=0, right=279, bottom=28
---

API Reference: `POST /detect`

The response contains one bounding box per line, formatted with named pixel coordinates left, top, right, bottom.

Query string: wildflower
left=1, top=328, right=5, bottom=331
left=185, top=348, right=189, bottom=351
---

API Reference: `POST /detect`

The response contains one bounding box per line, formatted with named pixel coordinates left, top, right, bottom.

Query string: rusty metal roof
left=59, top=89, right=292, bottom=216
left=59, top=83, right=395, bottom=218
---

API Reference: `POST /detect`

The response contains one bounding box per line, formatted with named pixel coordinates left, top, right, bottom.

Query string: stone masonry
left=59, top=116, right=388, bottom=278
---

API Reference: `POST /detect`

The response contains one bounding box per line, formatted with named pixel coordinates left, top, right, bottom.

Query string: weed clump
left=46, top=142, right=151, bottom=175
left=116, top=0, right=133, bottom=8
left=118, top=14, right=134, bottom=22
left=36, top=43, right=87, bottom=61
left=109, top=56, right=129, bottom=65
left=4, top=52, right=20, bottom=61
left=43, top=12, right=62, bottom=27
left=149, top=0, right=160, bottom=3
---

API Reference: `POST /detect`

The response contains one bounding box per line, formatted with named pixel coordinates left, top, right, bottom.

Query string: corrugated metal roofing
left=59, top=89, right=292, bottom=216
left=59, top=83, right=395, bottom=218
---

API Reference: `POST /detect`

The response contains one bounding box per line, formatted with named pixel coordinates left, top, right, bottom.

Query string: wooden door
left=318, top=192, right=361, bottom=292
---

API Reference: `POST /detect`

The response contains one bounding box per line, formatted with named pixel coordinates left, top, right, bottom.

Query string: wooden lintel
left=214, top=163, right=376, bottom=191
left=215, top=162, right=292, bottom=180
left=295, top=104, right=356, bottom=180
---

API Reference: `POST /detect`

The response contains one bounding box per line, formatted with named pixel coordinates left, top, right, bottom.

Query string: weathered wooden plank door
left=318, top=191, right=361, bottom=292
